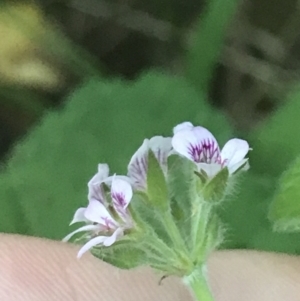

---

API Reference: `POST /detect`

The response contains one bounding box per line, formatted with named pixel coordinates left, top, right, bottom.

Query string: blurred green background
left=2, top=0, right=300, bottom=255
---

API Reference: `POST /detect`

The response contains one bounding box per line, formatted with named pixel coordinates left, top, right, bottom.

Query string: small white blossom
left=63, top=168, right=133, bottom=258
left=127, top=136, right=172, bottom=190
left=172, top=122, right=250, bottom=177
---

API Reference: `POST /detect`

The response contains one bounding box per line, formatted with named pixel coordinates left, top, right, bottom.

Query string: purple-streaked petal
left=197, top=163, right=222, bottom=179
left=221, top=139, right=249, bottom=169
left=84, top=200, right=118, bottom=229
left=111, top=177, right=133, bottom=222
left=70, top=207, right=88, bottom=225
left=87, top=164, right=110, bottom=203
left=128, top=139, right=149, bottom=190
left=172, top=126, right=220, bottom=164
left=173, top=122, right=194, bottom=134
left=103, top=228, right=123, bottom=246
left=77, top=236, right=107, bottom=258
left=88, top=183, right=106, bottom=204
left=111, top=178, right=133, bottom=210
left=62, top=224, right=100, bottom=242
left=128, top=136, right=172, bottom=190
left=88, top=164, right=109, bottom=203
left=148, top=136, right=172, bottom=172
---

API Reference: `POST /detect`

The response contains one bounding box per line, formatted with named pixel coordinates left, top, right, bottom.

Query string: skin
left=0, top=234, right=300, bottom=301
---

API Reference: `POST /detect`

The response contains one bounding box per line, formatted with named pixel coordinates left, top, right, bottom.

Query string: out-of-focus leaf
left=249, top=86, right=300, bottom=177
left=268, top=154, right=300, bottom=233
left=250, top=227, right=300, bottom=254
left=219, top=172, right=274, bottom=249
left=0, top=71, right=232, bottom=239
left=186, top=0, right=240, bottom=95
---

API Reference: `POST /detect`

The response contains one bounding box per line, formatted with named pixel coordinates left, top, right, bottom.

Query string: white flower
left=88, top=163, right=109, bottom=203
left=63, top=175, right=133, bottom=258
left=172, top=122, right=250, bottom=177
left=127, top=136, right=172, bottom=190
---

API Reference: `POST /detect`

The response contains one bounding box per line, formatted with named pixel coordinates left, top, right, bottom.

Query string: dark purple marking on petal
left=128, top=155, right=148, bottom=190
left=101, top=217, right=117, bottom=230
left=111, top=192, right=127, bottom=208
left=188, top=139, right=220, bottom=164
left=111, top=192, right=132, bottom=222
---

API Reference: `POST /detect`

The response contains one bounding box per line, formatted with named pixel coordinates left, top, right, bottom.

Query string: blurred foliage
left=0, top=2, right=63, bottom=90
left=0, top=72, right=231, bottom=239
left=187, top=0, right=239, bottom=94
left=1, top=0, right=300, bottom=259
left=268, top=154, right=300, bottom=233
left=250, top=87, right=300, bottom=177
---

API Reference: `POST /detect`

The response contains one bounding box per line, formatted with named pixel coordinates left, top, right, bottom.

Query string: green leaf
left=130, top=193, right=173, bottom=247
left=202, top=167, right=229, bottom=203
left=268, top=154, right=300, bottom=232
left=147, top=150, right=168, bottom=210
left=0, top=71, right=233, bottom=239
left=186, top=0, right=240, bottom=94
left=167, top=155, right=196, bottom=246
left=218, top=172, right=275, bottom=249
left=193, top=212, right=224, bottom=262
left=250, top=86, right=300, bottom=177
left=92, top=243, right=146, bottom=269
left=250, top=227, right=300, bottom=254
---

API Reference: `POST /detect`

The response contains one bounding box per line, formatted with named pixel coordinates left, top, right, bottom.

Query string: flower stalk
left=63, top=121, right=251, bottom=300
left=183, top=266, right=214, bottom=301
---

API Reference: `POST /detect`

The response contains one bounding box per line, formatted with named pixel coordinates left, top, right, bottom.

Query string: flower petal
left=127, top=139, right=149, bottom=190
left=172, top=126, right=220, bottom=163
left=77, top=236, right=107, bottom=258
left=84, top=200, right=118, bottom=229
left=173, top=121, right=194, bottom=134
left=104, top=175, right=133, bottom=186
left=148, top=136, right=172, bottom=171
left=128, top=136, right=172, bottom=190
left=197, top=163, right=222, bottom=179
left=103, top=228, right=123, bottom=247
left=70, top=207, right=88, bottom=225
left=62, top=224, right=99, bottom=242
left=111, top=177, right=132, bottom=210
left=220, top=139, right=249, bottom=170
left=228, top=158, right=249, bottom=174
left=88, top=164, right=109, bottom=186
left=88, top=164, right=109, bottom=203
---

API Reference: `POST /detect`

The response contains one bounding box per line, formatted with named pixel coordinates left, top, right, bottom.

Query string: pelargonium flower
left=128, top=136, right=172, bottom=190
left=172, top=122, right=250, bottom=178
left=63, top=174, right=133, bottom=258
left=87, top=163, right=110, bottom=204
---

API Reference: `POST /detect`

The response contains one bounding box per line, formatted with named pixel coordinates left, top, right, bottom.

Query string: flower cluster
left=64, top=122, right=250, bottom=258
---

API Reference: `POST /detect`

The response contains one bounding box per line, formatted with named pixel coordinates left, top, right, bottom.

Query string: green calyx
left=92, top=155, right=232, bottom=277
left=200, top=167, right=229, bottom=203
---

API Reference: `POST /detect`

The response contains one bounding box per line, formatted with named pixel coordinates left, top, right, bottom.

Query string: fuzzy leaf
left=268, top=155, right=300, bottom=232
left=130, top=193, right=173, bottom=247
left=146, top=150, right=168, bottom=210
left=167, top=155, right=196, bottom=247
left=201, top=167, right=229, bottom=203
left=218, top=172, right=275, bottom=249
left=92, top=243, right=146, bottom=269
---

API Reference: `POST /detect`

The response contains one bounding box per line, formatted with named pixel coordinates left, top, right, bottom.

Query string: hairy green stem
left=183, top=266, right=214, bottom=301
left=161, top=211, right=190, bottom=256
